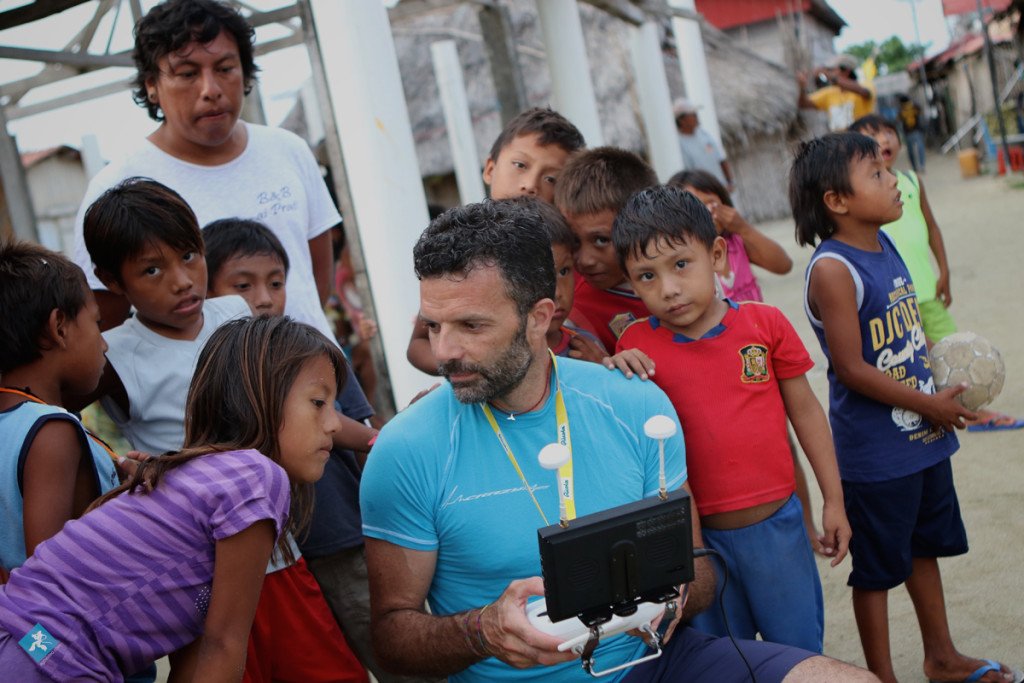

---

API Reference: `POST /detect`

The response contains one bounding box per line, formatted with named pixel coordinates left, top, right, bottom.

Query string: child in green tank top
left=850, top=114, right=1023, bottom=432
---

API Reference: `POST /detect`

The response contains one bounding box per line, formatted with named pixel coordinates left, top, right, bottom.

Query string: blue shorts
left=624, top=626, right=815, bottom=682
left=843, top=458, right=968, bottom=590
left=688, top=495, right=823, bottom=653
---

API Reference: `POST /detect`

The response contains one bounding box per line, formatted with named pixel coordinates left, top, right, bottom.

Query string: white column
left=629, top=21, right=684, bottom=181
left=307, top=0, right=434, bottom=405
left=80, top=134, right=106, bottom=179
left=535, top=0, right=603, bottom=146
left=431, top=40, right=486, bottom=204
left=669, top=0, right=723, bottom=147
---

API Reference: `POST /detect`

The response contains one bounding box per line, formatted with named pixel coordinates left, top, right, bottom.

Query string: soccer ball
left=929, top=332, right=1005, bottom=411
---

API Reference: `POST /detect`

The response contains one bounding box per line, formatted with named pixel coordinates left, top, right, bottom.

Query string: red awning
left=941, top=0, right=1011, bottom=17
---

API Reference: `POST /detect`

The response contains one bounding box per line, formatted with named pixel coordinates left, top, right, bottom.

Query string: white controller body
left=526, top=598, right=665, bottom=653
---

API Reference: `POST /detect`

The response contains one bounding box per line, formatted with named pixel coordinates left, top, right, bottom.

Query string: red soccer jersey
left=572, top=278, right=651, bottom=352
left=616, top=302, right=814, bottom=517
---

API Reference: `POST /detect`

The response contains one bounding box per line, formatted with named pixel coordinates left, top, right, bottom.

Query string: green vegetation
left=846, top=36, right=928, bottom=75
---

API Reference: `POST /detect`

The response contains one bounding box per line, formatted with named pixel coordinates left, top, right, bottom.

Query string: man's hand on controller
left=480, top=577, right=577, bottom=669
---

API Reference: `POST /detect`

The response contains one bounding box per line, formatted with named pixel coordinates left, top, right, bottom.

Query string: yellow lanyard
left=481, top=353, right=576, bottom=526
left=0, top=387, right=120, bottom=463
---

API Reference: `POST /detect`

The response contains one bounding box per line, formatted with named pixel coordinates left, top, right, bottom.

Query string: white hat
left=672, top=98, right=699, bottom=118
left=825, top=53, right=859, bottom=72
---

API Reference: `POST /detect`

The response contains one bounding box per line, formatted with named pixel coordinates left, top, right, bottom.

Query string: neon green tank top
left=881, top=170, right=936, bottom=302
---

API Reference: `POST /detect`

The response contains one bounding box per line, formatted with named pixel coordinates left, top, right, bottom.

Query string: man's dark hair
left=849, top=114, right=899, bottom=137
left=202, top=218, right=290, bottom=281
left=487, top=107, right=586, bottom=162
left=790, top=132, right=879, bottom=247
left=0, top=240, right=90, bottom=374
left=613, top=186, right=717, bottom=270
left=667, top=169, right=733, bottom=207
left=132, top=0, right=258, bottom=121
left=554, top=147, right=658, bottom=217
left=413, top=201, right=555, bottom=316
left=84, top=177, right=204, bottom=281
left=495, top=196, right=574, bottom=249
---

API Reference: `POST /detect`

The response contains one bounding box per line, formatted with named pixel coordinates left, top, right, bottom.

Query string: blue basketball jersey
left=804, top=232, right=957, bottom=482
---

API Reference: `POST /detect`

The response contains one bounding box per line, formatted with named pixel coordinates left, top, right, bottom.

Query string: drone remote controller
left=526, top=598, right=665, bottom=654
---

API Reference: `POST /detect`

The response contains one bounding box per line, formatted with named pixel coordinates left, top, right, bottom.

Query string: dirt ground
left=756, top=149, right=1024, bottom=676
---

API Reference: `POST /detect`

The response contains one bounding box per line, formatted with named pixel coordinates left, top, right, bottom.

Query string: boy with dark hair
left=81, top=177, right=251, bottom=454
left=848, top=115, right=1022, bottom=432
left=499, top=197, right=605, bottom=362
left=608, top=186, right=849, bottom=652
left=792, top=132, right=1020, bottom=683
left=406, top=107, right=587, bottom=374
left=553, top=147, right=658, bottom=351
left=203, top=218, right=289, bottom=316
left=0, top=241, right=119, bottom=573
left=483, top=107, right=586, bottom=204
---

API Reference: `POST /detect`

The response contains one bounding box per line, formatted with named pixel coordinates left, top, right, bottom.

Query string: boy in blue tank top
left=0, top=241, right=121, bottom=576
left=791, top=132, right=1021, bottom=683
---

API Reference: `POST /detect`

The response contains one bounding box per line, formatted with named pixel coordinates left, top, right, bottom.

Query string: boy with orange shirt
left=553, top=147, right=658, bottom=352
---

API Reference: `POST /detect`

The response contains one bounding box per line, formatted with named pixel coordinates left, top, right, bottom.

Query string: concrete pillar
left=0, top=106, right=37, bottom=242
left=629, top=21, right=684, bottom=181
left=669, top=0, right=723, bottom=147
left=431, top=40, right=486, bottom=204
left=307, top=0, right=434, bottom=406
left=535, top=0, right=603, bottom=146
left=80, top=134, right=105, bottom=179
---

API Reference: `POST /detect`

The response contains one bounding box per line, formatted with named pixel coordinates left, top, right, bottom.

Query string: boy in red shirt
left=609, top=185, right=850, bottom=653
left=553, top=147, right=658, bottom=351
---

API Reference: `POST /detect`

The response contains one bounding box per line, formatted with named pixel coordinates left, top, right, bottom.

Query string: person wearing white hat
left=672, top=98, right=734, bottom=192
left=797, top=54, right=875, bottom=131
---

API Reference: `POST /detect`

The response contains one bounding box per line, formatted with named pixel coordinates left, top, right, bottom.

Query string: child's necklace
left=0, top=386, right=119, bottom=463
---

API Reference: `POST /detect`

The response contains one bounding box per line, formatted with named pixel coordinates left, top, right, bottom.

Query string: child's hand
left=921, top=384, right=977, bottom=431
left=603, top=349, right=655, bottom=380
left=117, top=450, right=153, bottom=479
left=358, top=318, right=379, bottom=341
left=707, top=202, right=743, bottom=235
left=567, top=335, right=607, bottom=364
left=819, top=501, right=852, bottom=567
left=935, top=271, right=953, bottom=307
left=407, top=383, right=440, bottom=408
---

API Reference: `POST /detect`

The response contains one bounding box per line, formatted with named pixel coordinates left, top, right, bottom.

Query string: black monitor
left=537, top=487, right=694, bottom=625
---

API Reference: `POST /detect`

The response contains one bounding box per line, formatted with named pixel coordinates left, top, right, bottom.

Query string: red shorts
left=244, top=558, right=368, bottom=683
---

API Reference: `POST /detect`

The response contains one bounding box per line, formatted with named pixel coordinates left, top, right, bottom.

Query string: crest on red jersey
left=739, top=344, right=769, bottom=383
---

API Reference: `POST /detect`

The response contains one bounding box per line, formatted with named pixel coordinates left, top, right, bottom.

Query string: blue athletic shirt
left=803, top=232, right=957, bottom=483
left=360, top=357, right=686, bottom=683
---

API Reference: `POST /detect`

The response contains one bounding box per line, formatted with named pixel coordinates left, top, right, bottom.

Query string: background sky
left=1, top=0, right=956, bottom=162
left=830, top=0, right=953, bottom=53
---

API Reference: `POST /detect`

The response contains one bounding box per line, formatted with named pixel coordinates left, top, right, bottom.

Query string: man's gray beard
left=441, top=330, right=534, bottom=405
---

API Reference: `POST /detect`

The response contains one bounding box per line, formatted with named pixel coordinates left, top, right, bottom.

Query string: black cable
left=693, top=548, right=757, bottom=683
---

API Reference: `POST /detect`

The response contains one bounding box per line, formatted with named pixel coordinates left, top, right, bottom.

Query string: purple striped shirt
left=0, top=449, right=290, bottom=680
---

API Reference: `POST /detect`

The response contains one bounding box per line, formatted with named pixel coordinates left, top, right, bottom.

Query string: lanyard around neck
left=0, top=387, right=119, bottom=464
left=481, top=352, right=576, bottom=526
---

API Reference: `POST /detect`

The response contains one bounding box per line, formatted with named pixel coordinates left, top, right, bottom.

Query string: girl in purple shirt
left=0, top=316, right=346, bottom=682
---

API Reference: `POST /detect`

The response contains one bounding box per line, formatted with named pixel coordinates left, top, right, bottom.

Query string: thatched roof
left=387, top=0, right=799, bottom=177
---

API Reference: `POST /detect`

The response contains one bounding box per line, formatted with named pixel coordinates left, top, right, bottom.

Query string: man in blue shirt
left=360, top=200, right=875, bottom=682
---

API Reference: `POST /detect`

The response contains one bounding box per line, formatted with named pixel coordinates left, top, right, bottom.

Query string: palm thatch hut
left=385, top=0, right=803, bottom=221
left=282, top=1, right=806, bottom=222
